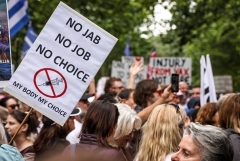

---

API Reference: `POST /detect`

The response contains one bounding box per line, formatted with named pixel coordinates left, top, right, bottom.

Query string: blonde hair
left=136, top=104, right=183, bottom=161
left=114, top=103, right=141, bottom=140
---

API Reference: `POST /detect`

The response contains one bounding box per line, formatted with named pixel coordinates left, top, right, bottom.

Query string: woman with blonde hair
left=110, top=103, right=142, bottom=161
left=136, top=103, right=184, bottom=161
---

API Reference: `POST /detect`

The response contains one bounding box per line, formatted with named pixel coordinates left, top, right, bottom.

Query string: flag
left=124, top=38, right=132, bottom=56
left=200, top=54, right=217, bottom=106
left=21, top=24, right=37, bottom=58
left=147, top=47, right=157, bottom=79
left=8, top=0, right=30, bottom=38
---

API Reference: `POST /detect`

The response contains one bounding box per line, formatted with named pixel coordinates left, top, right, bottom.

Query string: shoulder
left=93, top=147, right=126, bottom=161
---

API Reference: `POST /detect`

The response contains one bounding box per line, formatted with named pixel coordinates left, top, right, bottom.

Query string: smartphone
left=171, top=74, right=179, bottom=92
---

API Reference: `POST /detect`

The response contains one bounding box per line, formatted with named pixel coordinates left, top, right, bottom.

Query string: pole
left=8, top=107, right=33, bottom=145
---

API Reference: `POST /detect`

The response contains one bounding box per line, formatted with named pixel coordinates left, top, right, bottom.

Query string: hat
left=176, top=90, right=184, bottom=96
left=70, top=108, right=81, bottom=116
left=80, top=93, right=94, bottom=101
left=0, top=144, right=24, bottom=161
left=187, top=97, right=200, bottom=109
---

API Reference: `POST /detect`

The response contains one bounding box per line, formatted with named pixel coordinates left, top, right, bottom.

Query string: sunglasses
left=155, top=89, right=162, bottom=95
left=168, top=103, right=180, bottom=113
left=9, top=104, right=20, bottom=109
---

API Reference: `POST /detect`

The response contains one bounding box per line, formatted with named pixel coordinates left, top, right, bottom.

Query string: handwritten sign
left=4, top=2, right=117, bottom=125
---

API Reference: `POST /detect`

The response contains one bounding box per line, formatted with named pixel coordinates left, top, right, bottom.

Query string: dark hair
left=10, top=110, right=39, bottom=137
left=81, top=100, right=119, bottom=146
left=0, top=96, right=16, bottom=108
left=97, top=92, right=118, bottom=103
left=118, top=88, right=134, bottom=100
left=33, top=115, right=69, bottom=152
left=134, top=80, right=159, bottom=108
left=104, top=77, right=122, bottom=93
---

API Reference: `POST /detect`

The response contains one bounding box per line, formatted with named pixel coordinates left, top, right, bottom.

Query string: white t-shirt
left=66, top=119, right=82, bottom=144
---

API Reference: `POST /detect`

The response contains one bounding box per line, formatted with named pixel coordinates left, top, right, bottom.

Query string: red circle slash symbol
left=34, top=68, right=67, bottom=98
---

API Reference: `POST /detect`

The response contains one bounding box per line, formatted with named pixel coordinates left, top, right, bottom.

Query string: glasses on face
left=168, top=103, right=180, bottom=113
left=155, top=89, right=162, bottom=95
left=9, top=104, right=20, bottom=109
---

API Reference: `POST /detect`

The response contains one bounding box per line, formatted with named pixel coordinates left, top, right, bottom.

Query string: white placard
left=149, top=57, right=192, bottom=85
left=111, top=60, right=147, bottom=87
left=121, top=56, right=144, bottom=64
left=4, top=2, right=117, bottom=125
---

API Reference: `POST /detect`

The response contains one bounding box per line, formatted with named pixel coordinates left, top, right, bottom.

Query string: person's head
left=216, top=93, right=234, bottom=111
left=219, top=94, right=240, bottom=134
left=0, top=122, right=7, bottom=144
left=171, top=123, right=234, bottom=161
left=118, top=89, right=136, bottom=108
left=187, top=97, right=200, bottom=110
left=134, top=80, right=161, bottom=108
left=20, top=102, right=31, bottom=112
left=179, top=82, right=189, bottom=97
left=0, top=105, right=8, bottom=123
left=195, top=103, right=219, bottom=126
left=173, top=90, right=184, bottom=104
left=33, top=111, right=76, bottom=152
left=81, top=100, right=119, bottom=146
left=97, top=92, right=118, bottom=103
left=0, top=96, right=19, bottom=113
left=137, top=103, right=184, bottom=161
left=112, top=103, right=141, bottom=148
left=104, top=77, right=124, bottom=94
left=5, top=110, right=39, bottom=138
left=77, top=93, right=94, bottom=110
left=191, top=85, right=200, bottom=98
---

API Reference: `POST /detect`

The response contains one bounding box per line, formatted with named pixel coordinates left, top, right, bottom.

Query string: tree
left=159, top=0, right=240, bottom=91
left=11, top=0, right=159, bottom=81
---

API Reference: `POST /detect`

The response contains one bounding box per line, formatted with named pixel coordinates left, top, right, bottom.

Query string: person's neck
left=14, top=134, right=32, bottom=152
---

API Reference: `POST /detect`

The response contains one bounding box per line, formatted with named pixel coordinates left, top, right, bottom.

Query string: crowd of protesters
left=0, top=61, right=239, bottom=161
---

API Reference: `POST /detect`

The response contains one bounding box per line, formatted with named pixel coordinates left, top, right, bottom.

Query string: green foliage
left=159, top=0, right=240, bottom=91
left=11, top=0, right=158, bottom=81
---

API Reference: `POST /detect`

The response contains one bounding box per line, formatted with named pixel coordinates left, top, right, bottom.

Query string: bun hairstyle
left=10, top=110, right=39, bottom=137
left=42, top=115, right=55, bottom=126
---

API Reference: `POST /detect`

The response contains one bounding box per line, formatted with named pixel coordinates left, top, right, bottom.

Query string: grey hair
left=185, top=123, right=233, bottom=161
left=0, top=121, right=7, bottom=144
left=114, top=103, right=141, bottom=139
left=216, top=93, right=234, bottom=111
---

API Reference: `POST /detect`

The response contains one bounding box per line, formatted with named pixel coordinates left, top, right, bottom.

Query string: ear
left=21, top=124, right=29, bottom=132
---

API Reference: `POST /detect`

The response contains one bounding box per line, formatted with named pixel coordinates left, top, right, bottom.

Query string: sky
left=140, top=2, right=172, bottom=38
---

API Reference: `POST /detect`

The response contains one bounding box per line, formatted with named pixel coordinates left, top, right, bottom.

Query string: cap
left=80, top=93, right=94, bottom=101
left=176, top=90, right=184, bottom=96
left=70, top=108, right=81, bottom=116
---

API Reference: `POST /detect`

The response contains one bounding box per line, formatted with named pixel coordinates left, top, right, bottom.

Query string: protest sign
left=111, top=60, right=147, bottom=87
left=149, top=57, right=192, bottom=85
left=121, top=56, right=144, bottom=64
left=214, top=75, right=233, bottom=93
left=0, top=0, right=12, bottom=87
left=4, top=2, right=117, bottom=125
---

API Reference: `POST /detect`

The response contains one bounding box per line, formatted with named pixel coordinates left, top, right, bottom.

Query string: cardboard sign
left=149, top=57, right=192, bottom=85
left=111, top=60, right=147, bottom=87
left=214, top=75, right=233, bottom=93
left=121, top=56, right=144, bottom=64
left=4, top=2, right=117, bottom=125
left=0, top=0, right=12, bottom=87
